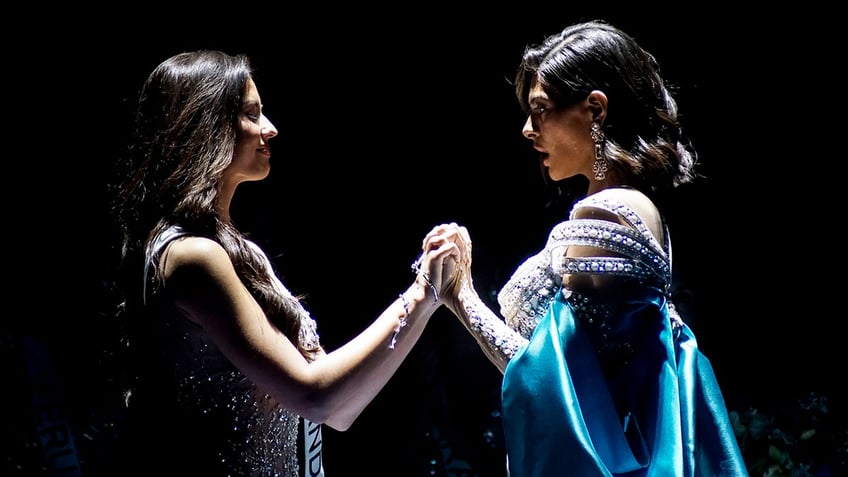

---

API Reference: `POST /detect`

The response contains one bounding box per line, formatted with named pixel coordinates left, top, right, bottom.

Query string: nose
left=260, top=115, right=278, bottom=139
left=521, top=115, right=538, bottom=140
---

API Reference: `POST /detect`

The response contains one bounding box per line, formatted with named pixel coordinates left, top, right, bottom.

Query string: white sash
left=303, top=418, right=325, bottom=477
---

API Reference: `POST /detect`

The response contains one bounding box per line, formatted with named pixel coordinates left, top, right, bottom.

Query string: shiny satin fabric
left=501, top=287, right=748, bottom=477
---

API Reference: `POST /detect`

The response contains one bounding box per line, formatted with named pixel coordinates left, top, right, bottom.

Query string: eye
left=242, top=103, right=262, bottom=123
left=530, top=105, right=548, bottom=117
left=243, top=111, right=259, bottom=122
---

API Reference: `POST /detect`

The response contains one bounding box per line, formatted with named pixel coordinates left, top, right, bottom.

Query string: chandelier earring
left=590, top=122, right=607, bottom=181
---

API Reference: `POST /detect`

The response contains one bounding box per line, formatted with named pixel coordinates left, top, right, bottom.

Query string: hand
left=444, top=224, right=473, bottom=311
left=416, top=223, right=472, bottom=306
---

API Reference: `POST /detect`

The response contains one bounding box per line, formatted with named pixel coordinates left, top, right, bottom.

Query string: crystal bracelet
left=411, top=254, right=438, bottom=303
left=389, top=293, right=410, bottom=349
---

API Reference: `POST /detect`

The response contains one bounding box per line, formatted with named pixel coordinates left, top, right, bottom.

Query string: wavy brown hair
left=111, top=50, right=318, bottom=361
left=515, top=20, right=699, bottom=206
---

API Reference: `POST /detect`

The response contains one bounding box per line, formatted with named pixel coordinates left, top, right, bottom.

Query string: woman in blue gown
left=441, top=20, right=748, bottom=476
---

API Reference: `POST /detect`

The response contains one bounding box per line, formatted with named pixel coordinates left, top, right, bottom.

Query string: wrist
left=388, top=281, right=439, bottom=350
left=405, top=280, right=440, bottom=311
left=415, top=272, right=440, bottom=304
left=410, top=252, right=440, bottom=304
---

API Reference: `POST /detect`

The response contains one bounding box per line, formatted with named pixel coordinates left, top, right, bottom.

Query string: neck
left=216, top=183, right=236, bottom=224
left=587, top=177, right=622, bottom=195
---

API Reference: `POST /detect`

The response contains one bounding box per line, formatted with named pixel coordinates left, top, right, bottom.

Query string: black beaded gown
left=111, top=225, right=323, bottom=477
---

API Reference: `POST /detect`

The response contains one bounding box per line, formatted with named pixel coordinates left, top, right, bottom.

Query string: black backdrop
left=7, top=4, right=843, bottom=476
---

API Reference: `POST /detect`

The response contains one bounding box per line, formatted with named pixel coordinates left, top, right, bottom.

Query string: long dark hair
left=515, top=20, right=698, bottom=207
left=111, top=50, right=318, bottom=360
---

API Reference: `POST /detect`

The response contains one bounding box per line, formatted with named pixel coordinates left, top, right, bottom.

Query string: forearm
left=451, top=284, right=527, bottom=374
left=320, top=281, right=438, bottom=430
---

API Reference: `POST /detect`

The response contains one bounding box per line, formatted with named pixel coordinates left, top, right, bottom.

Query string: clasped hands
left=415, top=222, right=472, bottom=309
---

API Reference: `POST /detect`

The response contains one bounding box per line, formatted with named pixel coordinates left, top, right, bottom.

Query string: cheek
left=231, top=137, right=258, bottom=167
left=234, top=128, right=260, bottom=150
left=547, top=130, right=580, bottom=158
left=546, top=132, right=593, bottom=179
left=238, top=120, right=262, bottom=142
left=232, top=140, right=250, bottom=159
left=551, top=122, right=591, bottom=154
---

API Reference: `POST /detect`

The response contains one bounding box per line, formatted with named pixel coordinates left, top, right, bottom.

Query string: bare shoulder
left=596, top=187, right=658, bottom=216
left=580, top=187, right=664, bottom=241
left=159, top=236, right=247, bottom=326
left=158, top=236, right=242, bottom=313
left=161, top=236, right=232, bottom=278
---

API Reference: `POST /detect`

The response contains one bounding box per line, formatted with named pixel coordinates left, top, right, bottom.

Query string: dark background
left=6, top=4, right=843, bottom=476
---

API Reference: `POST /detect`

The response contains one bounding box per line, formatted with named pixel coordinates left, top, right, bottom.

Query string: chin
left=548, top=171, right=567, bottom=181
left=549, top=171, right=584, bottom=184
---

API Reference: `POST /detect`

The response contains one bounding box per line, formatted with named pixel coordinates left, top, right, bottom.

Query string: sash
left=302, top=418, right=325, bottom=477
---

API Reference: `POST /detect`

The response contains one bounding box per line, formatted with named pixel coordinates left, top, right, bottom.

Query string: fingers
left=422, top=222, right=460, bottom=248
left=422, top=223, right=470, bottom=254
left=421, top=223, right=471, bottom=272
left=416, top=223, right=473, bottom=303
left=424, top=240, right=461, bottom=277
left=458, top=226, right=472, bottom=253
left=416, top=239, right=462, bottom=301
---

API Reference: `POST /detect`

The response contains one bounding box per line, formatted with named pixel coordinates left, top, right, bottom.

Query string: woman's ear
left=587, top=90, right=608, bottom=123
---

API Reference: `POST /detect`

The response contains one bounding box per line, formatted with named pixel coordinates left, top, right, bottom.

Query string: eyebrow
left=242, top=99, right=262, bottom=110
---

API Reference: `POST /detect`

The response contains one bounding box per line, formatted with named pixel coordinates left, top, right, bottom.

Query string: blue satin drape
left=501, top=288, right=747, bottom=477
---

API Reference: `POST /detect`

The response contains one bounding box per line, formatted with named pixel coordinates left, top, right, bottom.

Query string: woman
left=108, top=50, right=462, bottom=476
left=443, top=21, right=748, bottom=476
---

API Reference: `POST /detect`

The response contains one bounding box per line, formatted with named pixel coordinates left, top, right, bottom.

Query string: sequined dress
left=115, top=226, right=322, bottom=477
left=457, top=190, right=747, bottom=476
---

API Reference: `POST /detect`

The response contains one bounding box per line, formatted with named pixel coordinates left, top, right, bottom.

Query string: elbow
left=303, top=406, right=358, bottom=432
left=261, top=360, right=363, bottom=430
left=324, top=415, right=355, bottom=432
left=290, top=390, right=359, bottom=431
left=320, top=401, right=364, bottom=432
left=291, top=393, right=336, bottom=426
left=268, top=383, right=334, bottom=426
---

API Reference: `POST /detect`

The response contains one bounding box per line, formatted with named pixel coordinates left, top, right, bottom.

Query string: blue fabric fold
left=501, top=287, right=747, bottom=477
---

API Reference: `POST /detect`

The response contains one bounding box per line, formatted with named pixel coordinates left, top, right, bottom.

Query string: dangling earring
left=591, top=122, right=607, bottom=181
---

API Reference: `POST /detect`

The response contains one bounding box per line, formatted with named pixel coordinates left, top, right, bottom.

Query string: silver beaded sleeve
left=454, top=284, right=528, bottom=374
